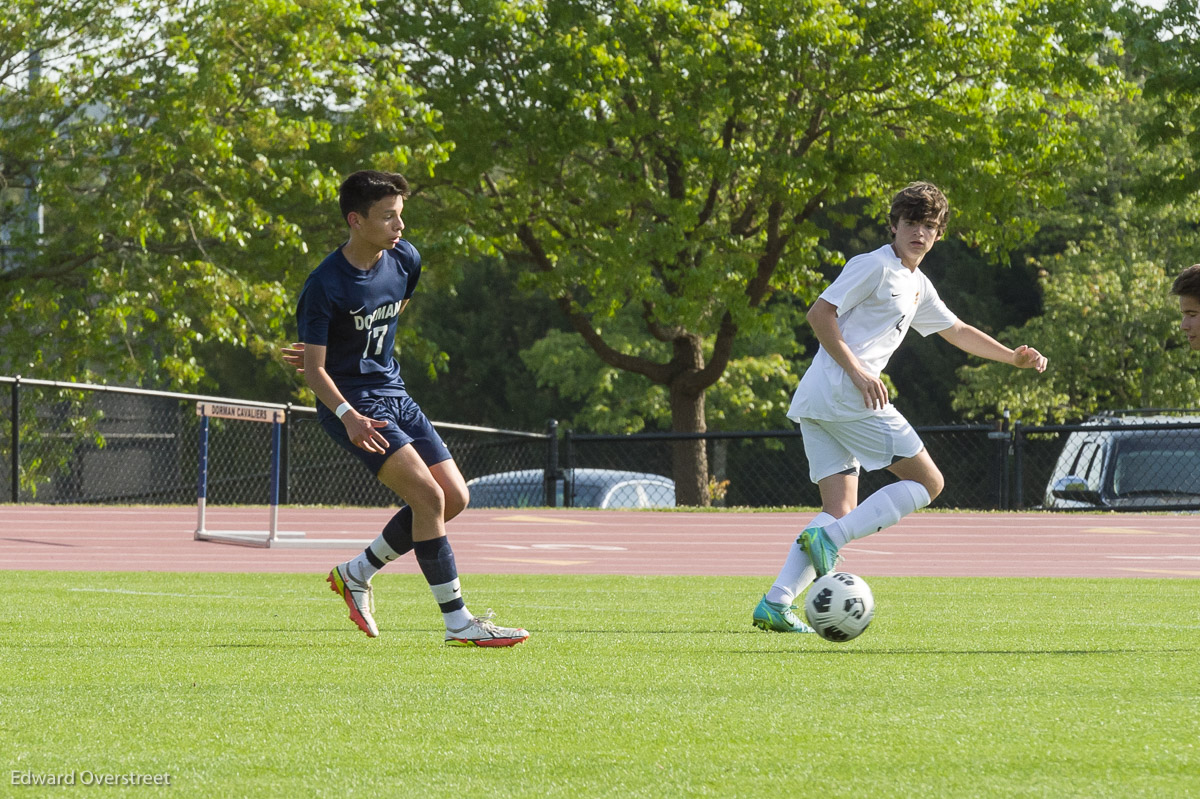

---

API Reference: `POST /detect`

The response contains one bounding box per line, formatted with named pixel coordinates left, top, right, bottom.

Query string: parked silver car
left=466, top=468, right=676, bottom=509
left=1044, top=414, right=1200, bottom=509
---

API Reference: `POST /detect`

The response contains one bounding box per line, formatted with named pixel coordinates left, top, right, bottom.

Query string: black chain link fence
left=1, top=382, right=198, bottom=504
left=4, top=378, right=1199, bottom=512
left=564, top=425, right=1008, bottom=509
left=562, top=415, right=1200, bottom=512
left=0, top=378, right=549, bottom=508
left=283, top=407, right=553, bottom=506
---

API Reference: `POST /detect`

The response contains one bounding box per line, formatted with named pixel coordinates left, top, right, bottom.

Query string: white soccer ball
left=804, top=572, right=875, bottom=642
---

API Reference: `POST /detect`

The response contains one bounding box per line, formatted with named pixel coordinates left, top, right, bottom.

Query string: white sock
left=825, top=481, right=931, bottom=549
left=346, top=534, right=403, bottom=583
left=443, top=608, right=472, bottom=630
left=765, top=512, right=836, bottom=606
left=429, top=579, right=472, bottom=630
left=346, top=549, right=379, bottom=583
left=367, top=533, right=402, bottom=567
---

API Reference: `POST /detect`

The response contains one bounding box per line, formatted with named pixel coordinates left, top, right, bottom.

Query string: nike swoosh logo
left=350, top=306, right=366, bottom=314
left=891, top=293, right=901, bottom=297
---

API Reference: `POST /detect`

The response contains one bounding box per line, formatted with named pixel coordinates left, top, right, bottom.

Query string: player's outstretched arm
left=937, top=322, right=1048, bottom=373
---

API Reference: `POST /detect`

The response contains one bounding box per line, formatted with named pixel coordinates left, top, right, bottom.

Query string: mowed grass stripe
left=1, top=572, right=1197, bottom=798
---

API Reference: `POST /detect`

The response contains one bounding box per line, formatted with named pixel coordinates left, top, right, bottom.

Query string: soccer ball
left=804, top=572, right=875, bottom=642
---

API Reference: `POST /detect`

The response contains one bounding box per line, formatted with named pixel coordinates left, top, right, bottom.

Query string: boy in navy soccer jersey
left=284, top=170, right=527, bottom=646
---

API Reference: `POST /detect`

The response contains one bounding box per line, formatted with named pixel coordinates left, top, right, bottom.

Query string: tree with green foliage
left=373, top=0, right=1122, bottom=504
left=953, top=2, right=1200, bottom=422
left=397, top=255, right=587, bottom=428
left=1131, top=0, right=1200, bottom=202
left=0, top=0, right=443, bottom=392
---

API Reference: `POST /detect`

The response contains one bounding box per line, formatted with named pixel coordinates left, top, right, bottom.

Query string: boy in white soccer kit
left=753, top=182, right=1048, bottom=634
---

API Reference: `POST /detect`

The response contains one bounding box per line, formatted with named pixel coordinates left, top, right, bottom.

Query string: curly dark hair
left=1171, top=264, right=1200, bottom=301
left=888, top=181, right=948, bottom=237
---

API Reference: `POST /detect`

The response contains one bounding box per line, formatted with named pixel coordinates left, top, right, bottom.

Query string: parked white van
left=1044, top=413, right=1200, bottom=510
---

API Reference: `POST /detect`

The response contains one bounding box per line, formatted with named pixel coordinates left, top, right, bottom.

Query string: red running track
left=1, top=505, right=1197, bottom=578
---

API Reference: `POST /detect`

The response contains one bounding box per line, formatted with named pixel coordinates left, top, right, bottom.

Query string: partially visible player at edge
left=1170, top=264, right=1200, bottom=351
left=283, top=170, right=528, bottom=647
left=753, top=181, right=1049, bottom=634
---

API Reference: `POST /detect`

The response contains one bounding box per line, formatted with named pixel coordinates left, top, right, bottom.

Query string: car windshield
left=570, top=473, right=674, bottom=508
left=1109, top=431, right=1200, bottom=498
left=468, top=482, right=546, bottom=508
left=569, top=481, right=607, bottom=507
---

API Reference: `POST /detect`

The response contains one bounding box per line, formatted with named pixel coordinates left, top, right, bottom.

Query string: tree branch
left=513, top=222, right=674, bottom=384
left=685, top=311, right=738, bottom=393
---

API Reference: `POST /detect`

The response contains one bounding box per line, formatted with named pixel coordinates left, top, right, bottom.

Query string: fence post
left=543, top=418, right=559, bottom=507
left=10, top=375, right=19, bottom=503
left=1002, top=432, right=1010, bottom=511
left=1012, top=422, right=1025, bottom=510
left=564, top=428, right=575, bottom=508
left=990, top=413, right=1011, bottom=510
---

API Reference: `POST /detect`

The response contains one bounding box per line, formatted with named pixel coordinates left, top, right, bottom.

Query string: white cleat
left=445, top=611, right=529, bottom=647
left=327, top=563, right=379, bottom=638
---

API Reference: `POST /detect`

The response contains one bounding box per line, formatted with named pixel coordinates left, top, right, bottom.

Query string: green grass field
left=2, top=572, right=1197, bottom=798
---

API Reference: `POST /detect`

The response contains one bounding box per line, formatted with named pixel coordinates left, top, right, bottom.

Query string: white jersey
left=788, top=244, right=958, bottom=421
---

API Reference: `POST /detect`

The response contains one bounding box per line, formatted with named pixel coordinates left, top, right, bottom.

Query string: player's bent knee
left=444, top=486, right=469, bottom=520
left=923, top=472, right=945, bottom=502
left=405, top=480, right=448, bottom=516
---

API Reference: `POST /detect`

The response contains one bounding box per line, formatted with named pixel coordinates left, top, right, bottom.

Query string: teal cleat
left=798, top=525, right=841, bottom=577
left=752, top=595, right=815, bottom=634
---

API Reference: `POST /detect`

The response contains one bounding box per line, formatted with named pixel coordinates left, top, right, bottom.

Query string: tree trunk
left=669, top=381, right=709, bottom=507
left=548, top=287, right=737, bottom=508
left=668, top=336, right=710, bottom=507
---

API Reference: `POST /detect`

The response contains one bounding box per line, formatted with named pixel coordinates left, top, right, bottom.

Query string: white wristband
left=333, top=401, right=353, bottom=419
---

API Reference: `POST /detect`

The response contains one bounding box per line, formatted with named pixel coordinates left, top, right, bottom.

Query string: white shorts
left=797, top=410, right=925, bottom=484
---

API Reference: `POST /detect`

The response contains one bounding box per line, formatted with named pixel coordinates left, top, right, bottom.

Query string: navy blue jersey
left=296, top=240, right=422, bottom=397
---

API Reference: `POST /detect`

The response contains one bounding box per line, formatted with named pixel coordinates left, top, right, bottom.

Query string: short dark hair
left=338, top=170, right=410, bottom=224
left=889, top=181, right=949, bottom=236
left=1171, top=264, right=1200, bottom=301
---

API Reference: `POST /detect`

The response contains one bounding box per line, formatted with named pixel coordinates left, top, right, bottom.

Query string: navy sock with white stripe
left=345, top=506, right=414, bottom=583
left=413, top=536, right=471, bottom=629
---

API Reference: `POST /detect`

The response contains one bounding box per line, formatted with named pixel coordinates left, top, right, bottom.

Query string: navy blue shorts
left=318, top=393, right=452, bottom=476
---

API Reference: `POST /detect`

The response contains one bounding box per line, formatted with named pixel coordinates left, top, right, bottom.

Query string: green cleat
left=798, top=525, right=842, bottom=577
left=752, top=595, right=815, bottom=634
